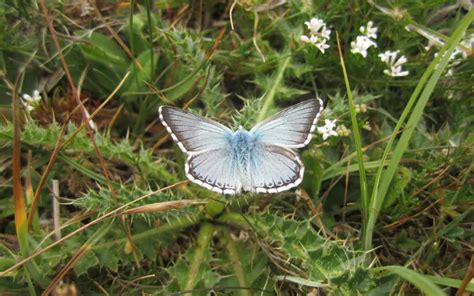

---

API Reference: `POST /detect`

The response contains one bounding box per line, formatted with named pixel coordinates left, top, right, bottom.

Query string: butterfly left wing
left=247, top=144, right=304, bottom=193
left=159, top=106, right=232, bottom=153
left=250, top=99, right=323, bottom=148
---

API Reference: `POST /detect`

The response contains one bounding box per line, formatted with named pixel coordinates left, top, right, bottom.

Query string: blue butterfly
left=159, top=99, right=324, bottom=195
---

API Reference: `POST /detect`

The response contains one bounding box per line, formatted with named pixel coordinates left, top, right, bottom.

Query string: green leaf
left=374, top=266, right=446, bottom=296
left=75, top=30, right=129, bottom=68
left=122, top=50, right=158, bottom=94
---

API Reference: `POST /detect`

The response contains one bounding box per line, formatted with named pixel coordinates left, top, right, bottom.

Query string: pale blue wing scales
left=159, top=106, right=232, bottom=153
left=247, top=145, right=304, bottom=193
left=185, top=149, right=241, bottom=195
left=250, top=99, right=323, bottom=148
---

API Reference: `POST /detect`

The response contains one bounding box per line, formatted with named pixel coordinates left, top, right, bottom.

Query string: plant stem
left=257, top=54, right=291, bottom=122
left=184, top=222, right=214, bottom=291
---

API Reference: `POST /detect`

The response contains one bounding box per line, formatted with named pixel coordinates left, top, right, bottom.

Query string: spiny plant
left=0, top=0, right=473, bottom=295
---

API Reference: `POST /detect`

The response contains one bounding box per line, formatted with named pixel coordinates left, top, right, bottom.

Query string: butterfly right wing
left=159, top=106, right=232, bottom=153
left=248, top=144, right=304, bottom=193
left=250, top=99, right=323, bottom=148
left=185, top=148, right=241, bottom=194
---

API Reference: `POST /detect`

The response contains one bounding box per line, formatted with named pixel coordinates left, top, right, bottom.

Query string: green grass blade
left=322, top=159, right=389, bottom=181
left=425, top=275, right=474, bottom=292
left=336, top=33, right=369, bottom=221
left=363, top=10, right=474, bottom=251
left=374, top=266, right=446, bottom=296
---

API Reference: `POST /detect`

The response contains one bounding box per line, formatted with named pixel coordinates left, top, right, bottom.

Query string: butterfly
left=159, top=99, right=324, bottom=195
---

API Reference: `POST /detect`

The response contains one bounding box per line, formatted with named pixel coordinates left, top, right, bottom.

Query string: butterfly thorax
left=227, top=129, right=260, bottom=159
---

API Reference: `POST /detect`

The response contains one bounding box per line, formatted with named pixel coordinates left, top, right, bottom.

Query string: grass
left=0, top=0, right=473, bottom=295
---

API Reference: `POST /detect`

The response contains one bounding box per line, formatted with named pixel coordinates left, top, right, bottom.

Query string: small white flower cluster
left=354, top=103, right=368, bottom=113
left=351, top=21, right=378, bottom=58
left=300, top=17, right=331, bottom=54
left=378, top=50, right=409, bottom=77
left=336, top=124, right=351, bottom=137
left=317, top=119, right=337, bottom=140
left=318, top=119, right=354, bottom=140
left=348, top=21, right=410, bottom=77
left=22, top=90, right=42, bottom=112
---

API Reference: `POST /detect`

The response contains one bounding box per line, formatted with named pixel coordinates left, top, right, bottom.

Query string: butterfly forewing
left=159, top=106, right=232, bottom=153
left=249, top=145, right=303, bottom=193
left=250, top=99, right=323, bottom=148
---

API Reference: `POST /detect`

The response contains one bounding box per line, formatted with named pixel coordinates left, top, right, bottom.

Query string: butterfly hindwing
left=250, top=99, right=323, bottom=148
left=248, top=145, right=303, bottom=193
left=159, top=106, right=232, bottom=153
left=185, top=149, right=241, bottom=194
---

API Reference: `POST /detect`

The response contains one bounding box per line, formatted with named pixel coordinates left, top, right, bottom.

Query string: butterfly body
left=226, top=128, right=263, bottom=191
left=159, top=99, right=323, bottom=195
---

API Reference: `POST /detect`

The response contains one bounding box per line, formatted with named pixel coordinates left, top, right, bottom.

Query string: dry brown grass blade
left=205, top=28, right=226, bottom=60
left=12, top=73, right=28, bottom=248
left=456, top=255, right=474, bottom=296
left=0, top=180, right=189, bottom=276
left=42, top=244, right=91, bottom=296
left=122, top=200, right=204, bottom=215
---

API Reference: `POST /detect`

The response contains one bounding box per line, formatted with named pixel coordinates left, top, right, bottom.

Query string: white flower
left=379, top=50, right=409, bottom=77
left=301, top=17, right=331, bottom=54
left=305, top=18, right=326, bottom=35
left=320, top=27, right=332, bottom=40
left=315, top=38, right=330, bottom=54
left=301, top=34, right=330, bottom=54
left=360, top=21, right=378, bottom=39
left=317, top=119, right=338, bottom=140
left=300, top=34, right=315, bottom=43
left=383, top=66, right=409, bottom=77
left=22, top=90, right=42, bottom=112
left=351, top=35, right=377, bottom=57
